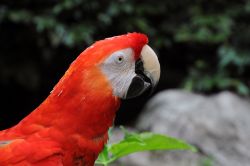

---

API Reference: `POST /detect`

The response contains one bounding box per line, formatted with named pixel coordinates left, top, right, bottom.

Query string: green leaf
left=95, top=129, right=196, bottom=165
left=95, top=145, right=109, bottom=166
left=108, top=132, right=196, bottom=162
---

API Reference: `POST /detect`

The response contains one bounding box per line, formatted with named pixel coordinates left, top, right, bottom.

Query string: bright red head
left=75, top=32, right=148, bottom=67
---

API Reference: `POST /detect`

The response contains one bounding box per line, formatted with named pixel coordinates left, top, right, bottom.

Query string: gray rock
left=130, top=90, right=250, bottom=166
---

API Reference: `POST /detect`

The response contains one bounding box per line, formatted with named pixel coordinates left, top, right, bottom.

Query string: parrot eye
left=101, top=48, right=133, bottom=69
left=115, top=55, right=124, bottom=64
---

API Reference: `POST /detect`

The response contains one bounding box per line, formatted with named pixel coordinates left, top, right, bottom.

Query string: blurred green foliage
left=200, top=156, right=214, bottom=166
left=0, top=0, right=249, bottom=95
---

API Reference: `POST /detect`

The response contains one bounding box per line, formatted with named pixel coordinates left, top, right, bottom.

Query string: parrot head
left=70, top=32, right=160, bottom=99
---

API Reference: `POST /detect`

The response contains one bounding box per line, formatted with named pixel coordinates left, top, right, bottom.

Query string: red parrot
left=0, top=33, right=160, bottom=166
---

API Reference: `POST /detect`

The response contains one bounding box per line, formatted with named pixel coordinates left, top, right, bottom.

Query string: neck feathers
left=17, top=65, right=120, bottom=140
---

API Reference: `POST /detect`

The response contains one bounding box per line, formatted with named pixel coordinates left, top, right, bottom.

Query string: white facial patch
left=100, top=48, right=136, bottom=99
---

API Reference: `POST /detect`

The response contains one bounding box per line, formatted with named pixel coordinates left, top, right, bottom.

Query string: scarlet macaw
left=0, top=33, right=160, bottom=166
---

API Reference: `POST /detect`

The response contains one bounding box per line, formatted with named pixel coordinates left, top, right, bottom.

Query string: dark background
left=0, top=0, right=249, bottom=130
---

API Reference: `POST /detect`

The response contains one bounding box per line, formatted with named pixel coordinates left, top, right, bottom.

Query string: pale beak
left=126, top=45, right=161, bottom=99
left=140, top=44, right=161, bottom=87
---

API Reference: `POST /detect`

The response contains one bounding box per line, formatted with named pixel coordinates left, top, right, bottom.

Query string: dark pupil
left=118, top=57, right=123, bottom=61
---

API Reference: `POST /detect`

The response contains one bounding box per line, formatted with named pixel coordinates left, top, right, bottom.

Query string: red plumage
left=0, top=33, right=148, bottom=166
